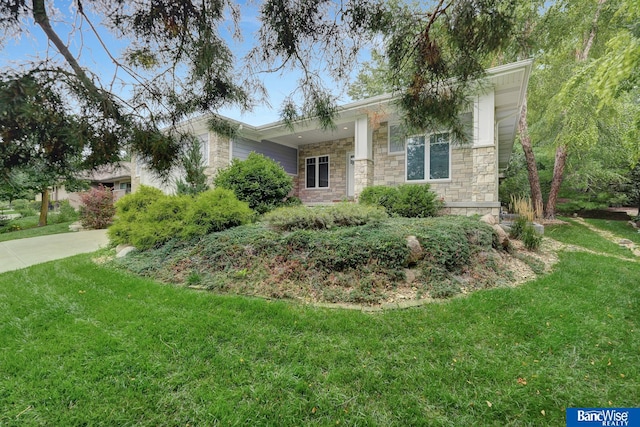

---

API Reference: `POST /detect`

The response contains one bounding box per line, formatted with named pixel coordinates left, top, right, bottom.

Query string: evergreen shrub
left=263, top=203, right=387, bottom=231
left=109, top=186, right=253, bottom=250
left=359, top=184, right=442, bottom=218
left=213, top=152, right=293, bottom=214
left=182, top=188, right=253, bottom=238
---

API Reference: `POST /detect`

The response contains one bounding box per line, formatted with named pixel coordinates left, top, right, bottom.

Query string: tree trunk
left=517, top=97, right=544, bottom=219
left=545, top=0, right=606, bottom=220
left=545, top=145, right=568, bottom=220
left=39, top=188, right=49, bottom=227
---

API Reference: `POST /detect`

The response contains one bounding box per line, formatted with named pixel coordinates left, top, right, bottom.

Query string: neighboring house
left=134, top=59, right=532, bottom=217
left=38, top=162, right=132, bottom=208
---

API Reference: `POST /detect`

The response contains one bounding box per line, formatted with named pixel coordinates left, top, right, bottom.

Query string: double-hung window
left=406, top=132, right=450, bottom=181
left=306, top=155, right=329, bottom=188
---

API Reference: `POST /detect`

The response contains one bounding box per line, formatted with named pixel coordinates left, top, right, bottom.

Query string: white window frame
left=305, top=155, right=330, bottom=189
left=404, top=131, right=451, bottom=182
left=198, top=133, right=210, bottom=167
left=388, top=123, right=406, bottom=154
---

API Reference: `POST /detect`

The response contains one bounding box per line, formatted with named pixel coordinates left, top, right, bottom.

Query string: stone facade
left=353, top=159, right=374, bottom=198
left=297, top=137, right=354, bottom=203
left=372, top=122, right=404, bottom=187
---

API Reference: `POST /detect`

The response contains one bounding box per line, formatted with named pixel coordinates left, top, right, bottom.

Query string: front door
left=347, top=152, right=355, bottom=198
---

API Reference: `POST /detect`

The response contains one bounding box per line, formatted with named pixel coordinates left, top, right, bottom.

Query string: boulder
left=406, top=235, right=424, bottom=265
left=480, top=214, right=497, bottom=226
left=492, top=224, right=510, bottom=249
left=116, top=245, right=137, bottom=258
left=69, top=221, right=84, bottom=232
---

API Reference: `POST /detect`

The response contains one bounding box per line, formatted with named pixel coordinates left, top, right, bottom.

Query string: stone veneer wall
left=205, top=133, right=231, bottom=178
left=297, top=137, right=354, bottom=203
left=372, top=122, right=475, bottom=202
left=471, top=146, right=497, bottom=203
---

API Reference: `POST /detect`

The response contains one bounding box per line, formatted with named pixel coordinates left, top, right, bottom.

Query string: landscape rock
left=492, top=224, right=510, bottom=249
left=116, top=245, right=137, bottom=258
left=532, top=222, right=545, bottom=235
left=480, top=214, right=497, bottom=225
left=406, top=236, right=424, bottom=265
left=69, top=221, right=84, bottom=232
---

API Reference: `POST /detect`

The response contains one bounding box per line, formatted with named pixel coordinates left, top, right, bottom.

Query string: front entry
left=347, top=152, right=355, bottom=198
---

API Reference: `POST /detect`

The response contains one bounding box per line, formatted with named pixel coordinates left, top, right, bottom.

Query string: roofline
left=170, top=58, right=533, bottom=136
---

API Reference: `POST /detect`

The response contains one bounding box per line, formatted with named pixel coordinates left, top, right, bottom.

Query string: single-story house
left=134, top=59, right=532, bottom=217
left=37, top=162, right=132, bottom=209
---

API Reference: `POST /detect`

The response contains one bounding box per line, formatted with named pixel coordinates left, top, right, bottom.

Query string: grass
left=0, top=239, right=639, bottom=424
left=545, top=218, right=637, bottom=258
left=0, top=219, right=75, bottom=242
left=583, top=218, right=640, bottom=245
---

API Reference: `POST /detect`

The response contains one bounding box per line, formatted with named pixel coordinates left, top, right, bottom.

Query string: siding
left=232, top=137, right=298, bottom=175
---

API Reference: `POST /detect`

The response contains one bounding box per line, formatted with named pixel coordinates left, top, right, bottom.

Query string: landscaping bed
left=112, top=216, right=553, bottom=306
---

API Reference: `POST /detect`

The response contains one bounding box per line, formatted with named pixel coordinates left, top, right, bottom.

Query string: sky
left=0, top=0, right=366, bottom=126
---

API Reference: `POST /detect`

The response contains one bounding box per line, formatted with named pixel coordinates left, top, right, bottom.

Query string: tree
left=0, top=171, right=33, bottom=207
left=175, top=137, right=209, bottom=196
left=0, top=72, right=103, bottom=225
left=1, top=0, right=520, bottom=180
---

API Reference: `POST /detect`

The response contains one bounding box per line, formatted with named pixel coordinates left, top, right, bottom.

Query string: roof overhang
left=180, top=59, right=532, bottom=159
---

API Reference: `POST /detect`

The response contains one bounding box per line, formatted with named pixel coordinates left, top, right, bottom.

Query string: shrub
left=263, top=203, right=387, bottom=231
left=12, top=199, right=36, bottom=217
left=359, top=184, right=442, bottom=218
left=520, top=224, right=543, bottom=251
left=109, top=186, right=253, bottom=249
left=181, top=188, right=254, bottom=238
left=213, top=152, right=293, bottom=214
left=53, top=200, right=78, bottom=223
left=79, top=185, right=116, bottom=229
left=359, top=186, right=399, bottom=214
left=394, top=184, right=443, bottom=218
left=509, top=216, right=542, bottom=251
left=108, top=185, right=165, bottom=246
left=127, top=194, right=191, bottom=250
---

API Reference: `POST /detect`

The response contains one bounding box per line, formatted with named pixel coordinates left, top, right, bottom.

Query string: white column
left=474, top=89, right=495, bottom=147
left=354, top=115, right=372, bottom=160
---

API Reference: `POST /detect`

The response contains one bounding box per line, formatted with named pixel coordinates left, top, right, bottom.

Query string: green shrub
left=521, top=224, right=543, bottom=251
left=54, top=200, right=78, bottom=223
left=394, top=184, right=443, bottom=218
left=359, top=186, right=399, bottom=214
left=359, top=184, right=442, bottom=218
left=263, top=203, right=387, bottom=231
left=509, top=216, right=528, bottom=240
left=79, top=185, right=116, bottom=229
left=127, top=194, right=190, bottom=250
left=181, top=188, right=253, bottom=238
left=213, top=152, right=293, bottom=214
left=12, top=199, right=36, bottom=217
left=509, top=216, right=542, bottom=251
left=109, top=186, right=253, bottom=249
left=108, top=185, right=165, bottom=246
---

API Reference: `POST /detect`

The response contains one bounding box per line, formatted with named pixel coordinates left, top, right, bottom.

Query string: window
left=306, top=155, right=329, bottom=188
left=405, top=132, right=450, bottom=181
left=388, top=124, right=406, bottom=154
left=198, top=133, right=210, bottom=166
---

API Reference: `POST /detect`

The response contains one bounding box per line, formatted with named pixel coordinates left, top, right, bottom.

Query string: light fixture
left=297, top=135, right=302, bottom=139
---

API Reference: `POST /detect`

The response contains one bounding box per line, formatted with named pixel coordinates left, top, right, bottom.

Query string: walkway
left=0, top=229, right=109, bottom=274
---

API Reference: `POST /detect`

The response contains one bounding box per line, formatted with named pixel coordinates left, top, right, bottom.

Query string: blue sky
left=0, top=0, right=364, bottom=125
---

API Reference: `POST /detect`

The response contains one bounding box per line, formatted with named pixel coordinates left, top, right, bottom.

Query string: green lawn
left=545, top=218, right=637, bottom=259
left=1, top=238, right=638, bottom=425
left=0, top=219, right=75, bottom=242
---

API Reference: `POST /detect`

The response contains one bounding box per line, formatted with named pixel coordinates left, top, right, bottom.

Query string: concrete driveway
left=0, top=229, right=109, bottom=274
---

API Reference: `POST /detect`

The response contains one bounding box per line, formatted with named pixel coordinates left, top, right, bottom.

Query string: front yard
left=0, top=219, right=638, bottom=425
